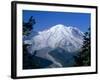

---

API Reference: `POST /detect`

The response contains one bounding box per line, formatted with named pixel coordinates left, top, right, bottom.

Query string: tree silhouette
left=74, top=27, right=91, bottom=66
left=23, top=16, right=37, bottom=69
left=23, top=16, right=36, bottom=35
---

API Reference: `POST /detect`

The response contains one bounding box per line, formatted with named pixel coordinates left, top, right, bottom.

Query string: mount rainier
left=24, top=24, right=84, bottom=68
left=25, top=24, right=84, bottom=52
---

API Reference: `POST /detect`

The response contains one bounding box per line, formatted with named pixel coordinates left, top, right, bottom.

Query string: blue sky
left=23, top=10, right=91, bottom=32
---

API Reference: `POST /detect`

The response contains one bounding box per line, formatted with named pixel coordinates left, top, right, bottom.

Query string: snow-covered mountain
left=24, top=24, right=84, bottom=68
left=28, top=24, right=84, bottom=52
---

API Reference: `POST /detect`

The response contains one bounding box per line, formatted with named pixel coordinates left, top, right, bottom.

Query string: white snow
left=29, top=24, right=84, bottom=53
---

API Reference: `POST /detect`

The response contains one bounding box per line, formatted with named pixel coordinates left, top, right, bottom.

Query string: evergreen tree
left=23, top=16, right=37, bottom=69
left=74, top=27, right=91, bottom=66
left=23, top=16, right=36, bottom=35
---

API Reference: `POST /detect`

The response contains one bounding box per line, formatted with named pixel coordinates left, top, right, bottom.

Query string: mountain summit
left=28, top=24, right=84, bottom=53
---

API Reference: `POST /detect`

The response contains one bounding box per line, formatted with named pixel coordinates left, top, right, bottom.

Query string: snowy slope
left=30, top=24, right=84, bottom=53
